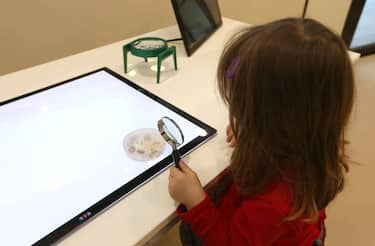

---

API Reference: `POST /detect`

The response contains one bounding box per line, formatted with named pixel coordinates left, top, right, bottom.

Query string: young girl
left=168, top=18, right=354, bottom=246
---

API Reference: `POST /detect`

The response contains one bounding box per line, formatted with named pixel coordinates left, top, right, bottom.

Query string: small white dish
left=123, top=128, right=166, bottom=161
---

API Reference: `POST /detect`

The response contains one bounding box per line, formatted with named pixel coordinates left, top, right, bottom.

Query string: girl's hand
left=226, top=124, right=236, bottom=147
left=168, top=160, right=206, bottom=210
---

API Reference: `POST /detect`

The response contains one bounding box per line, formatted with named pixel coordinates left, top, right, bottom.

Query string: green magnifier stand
left=123, top=37, right=178, bottom=83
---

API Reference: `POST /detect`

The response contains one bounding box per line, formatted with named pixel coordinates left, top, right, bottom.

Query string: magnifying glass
left=157, top=116, right=184, bottom=169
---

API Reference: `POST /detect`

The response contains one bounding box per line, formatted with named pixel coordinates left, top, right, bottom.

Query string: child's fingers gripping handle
left=179, top=160, right=194, bottom=174
left=172, top=149, right=181, bottom=170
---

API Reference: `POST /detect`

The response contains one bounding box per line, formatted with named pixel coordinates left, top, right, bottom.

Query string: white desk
left=0, top=18, right=360, bottom=246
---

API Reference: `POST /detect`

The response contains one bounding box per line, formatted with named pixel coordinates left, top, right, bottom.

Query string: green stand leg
left=156, top=56, right=163, bottom=84
left=123, top=45, right=130, bottom=73
left=144, top=57, right=148, bottom=62
left=172, top=46, right=177, bottom=70
left=156, top=45, right=178, bottom=83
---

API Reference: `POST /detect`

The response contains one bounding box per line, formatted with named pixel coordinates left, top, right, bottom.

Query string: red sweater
left=177, top=180, right=325, bottom=245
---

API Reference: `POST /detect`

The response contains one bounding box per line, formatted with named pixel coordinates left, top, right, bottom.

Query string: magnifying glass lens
left=158, top=117, right=185, bottom=170
left=163, top=119, right=183, bottom=145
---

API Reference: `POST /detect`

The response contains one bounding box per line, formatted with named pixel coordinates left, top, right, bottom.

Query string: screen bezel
left=171, top=0, right=222, bottom=56
left=0, top=67, right=216, bottom=245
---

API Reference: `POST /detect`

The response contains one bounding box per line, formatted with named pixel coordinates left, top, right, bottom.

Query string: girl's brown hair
left=217, top=18, right=354, bottom=221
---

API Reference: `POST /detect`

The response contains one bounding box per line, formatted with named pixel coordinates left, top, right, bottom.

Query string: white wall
left=305, top=0, right=352, bottom=34
left=0, top=0, right=352, bottom=75
left=219, top=0, right=305, bottom=24
left=0, top=0, right=175, bottom=75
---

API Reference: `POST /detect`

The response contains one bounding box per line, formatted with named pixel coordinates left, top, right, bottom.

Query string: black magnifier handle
left=172, top=145, right=181, bottom=170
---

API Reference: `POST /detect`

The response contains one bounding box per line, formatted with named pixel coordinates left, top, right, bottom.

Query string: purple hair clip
left=225, top=56, right=240, bottom=79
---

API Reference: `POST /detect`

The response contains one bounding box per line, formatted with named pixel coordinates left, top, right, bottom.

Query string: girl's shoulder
left=240, top=179, right=292, bottom=216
